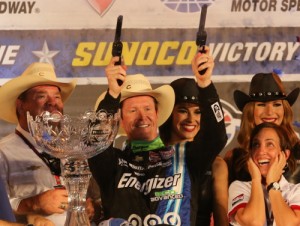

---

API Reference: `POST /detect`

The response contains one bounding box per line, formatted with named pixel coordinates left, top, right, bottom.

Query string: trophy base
left=65, top=209, right=91, bottom=226
left=63, top=159, right=92, bottom=226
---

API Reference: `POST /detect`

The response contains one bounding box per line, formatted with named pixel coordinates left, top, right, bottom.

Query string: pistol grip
left=114, top=57, right=122, bottom=66
left=198, top=46, right=207, bottom=75
left=114, top=57, right=123, bottom=86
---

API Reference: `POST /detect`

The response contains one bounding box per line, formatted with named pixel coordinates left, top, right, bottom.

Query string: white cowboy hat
left=94, top=74, right=175, bottom=135
left=0, top=62, right=77, bottom=124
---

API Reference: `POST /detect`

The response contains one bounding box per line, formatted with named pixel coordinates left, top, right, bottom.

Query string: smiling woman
left=225, top=72, right=300, bottom=185
left=228, top=122, right=300, bottom=226
left=170, top=102, right=201, bottom=143
left=249, top=123, right=296, bottom=178
left=159, top=76, right=229, bottom=226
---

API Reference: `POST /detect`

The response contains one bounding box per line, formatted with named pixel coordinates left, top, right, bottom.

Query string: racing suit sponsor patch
left=232, top=193, right=244, bottom=206
left=211, top=102, right=223, bottom=122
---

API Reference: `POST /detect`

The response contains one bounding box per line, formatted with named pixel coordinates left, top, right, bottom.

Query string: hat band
left=177, top=95, right=199, bottom=102
left=250, top=91, right=286, bottom=98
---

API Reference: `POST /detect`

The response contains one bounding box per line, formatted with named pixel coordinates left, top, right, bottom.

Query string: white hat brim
left=0, top=75, right=76, bottom=124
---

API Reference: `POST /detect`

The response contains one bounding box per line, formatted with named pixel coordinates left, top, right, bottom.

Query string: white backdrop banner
left=0, top=0, right=299, bottom=84
left=0, top=0, right=299, bottom=29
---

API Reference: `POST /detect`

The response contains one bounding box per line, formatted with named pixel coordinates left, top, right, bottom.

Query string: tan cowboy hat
left=0, top=62, right=77, bottom=124
left=234, top=73, right=299, bottom=111
left=94, top=74, right=175, bottom=135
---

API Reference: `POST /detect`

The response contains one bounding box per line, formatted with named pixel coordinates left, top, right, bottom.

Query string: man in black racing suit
left=89, top=50, right=227, bottom=226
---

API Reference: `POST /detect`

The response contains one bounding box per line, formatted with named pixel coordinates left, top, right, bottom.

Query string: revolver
left=112, top=15, right=123, bottom=85
left=196, top=4, right=208, bottom=75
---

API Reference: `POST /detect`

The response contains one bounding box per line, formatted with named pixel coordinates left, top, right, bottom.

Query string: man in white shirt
left=0, top=62, right=76, bottom=225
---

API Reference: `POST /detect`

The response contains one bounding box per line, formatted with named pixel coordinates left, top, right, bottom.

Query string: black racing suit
left=88, top=82, right=227, bottom=226
left=195, top=167, right=214, bottom=226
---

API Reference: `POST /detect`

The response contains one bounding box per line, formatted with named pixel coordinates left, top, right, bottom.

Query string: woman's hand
left=191, top=46, right=214, bottom=88
left=266, top=151, right=286, bottom=185
left=247, top=157, right=261, bottom=182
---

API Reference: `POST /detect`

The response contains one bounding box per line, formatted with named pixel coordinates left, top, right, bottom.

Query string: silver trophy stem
left=63, top=158, right=91, bottom=226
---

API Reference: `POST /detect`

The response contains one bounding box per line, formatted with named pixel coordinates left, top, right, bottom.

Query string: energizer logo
left=118, top=173, right=181, bottom=195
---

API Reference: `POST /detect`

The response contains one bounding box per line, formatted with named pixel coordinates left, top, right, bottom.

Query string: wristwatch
left=267, top=182, right=281, bottom=192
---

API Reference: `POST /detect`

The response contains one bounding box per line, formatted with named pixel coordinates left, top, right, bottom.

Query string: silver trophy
left=27, top=110, right=119, bottom=226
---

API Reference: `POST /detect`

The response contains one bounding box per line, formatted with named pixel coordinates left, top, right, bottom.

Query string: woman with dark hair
left=228, top=122, right=300, bottom=226
left=159, top=72, right=228, bottom=225
left=225, top=72, right=300, bottom=184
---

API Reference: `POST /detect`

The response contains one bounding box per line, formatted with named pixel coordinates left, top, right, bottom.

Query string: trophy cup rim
left=27, top=110, right=119, bottom=160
